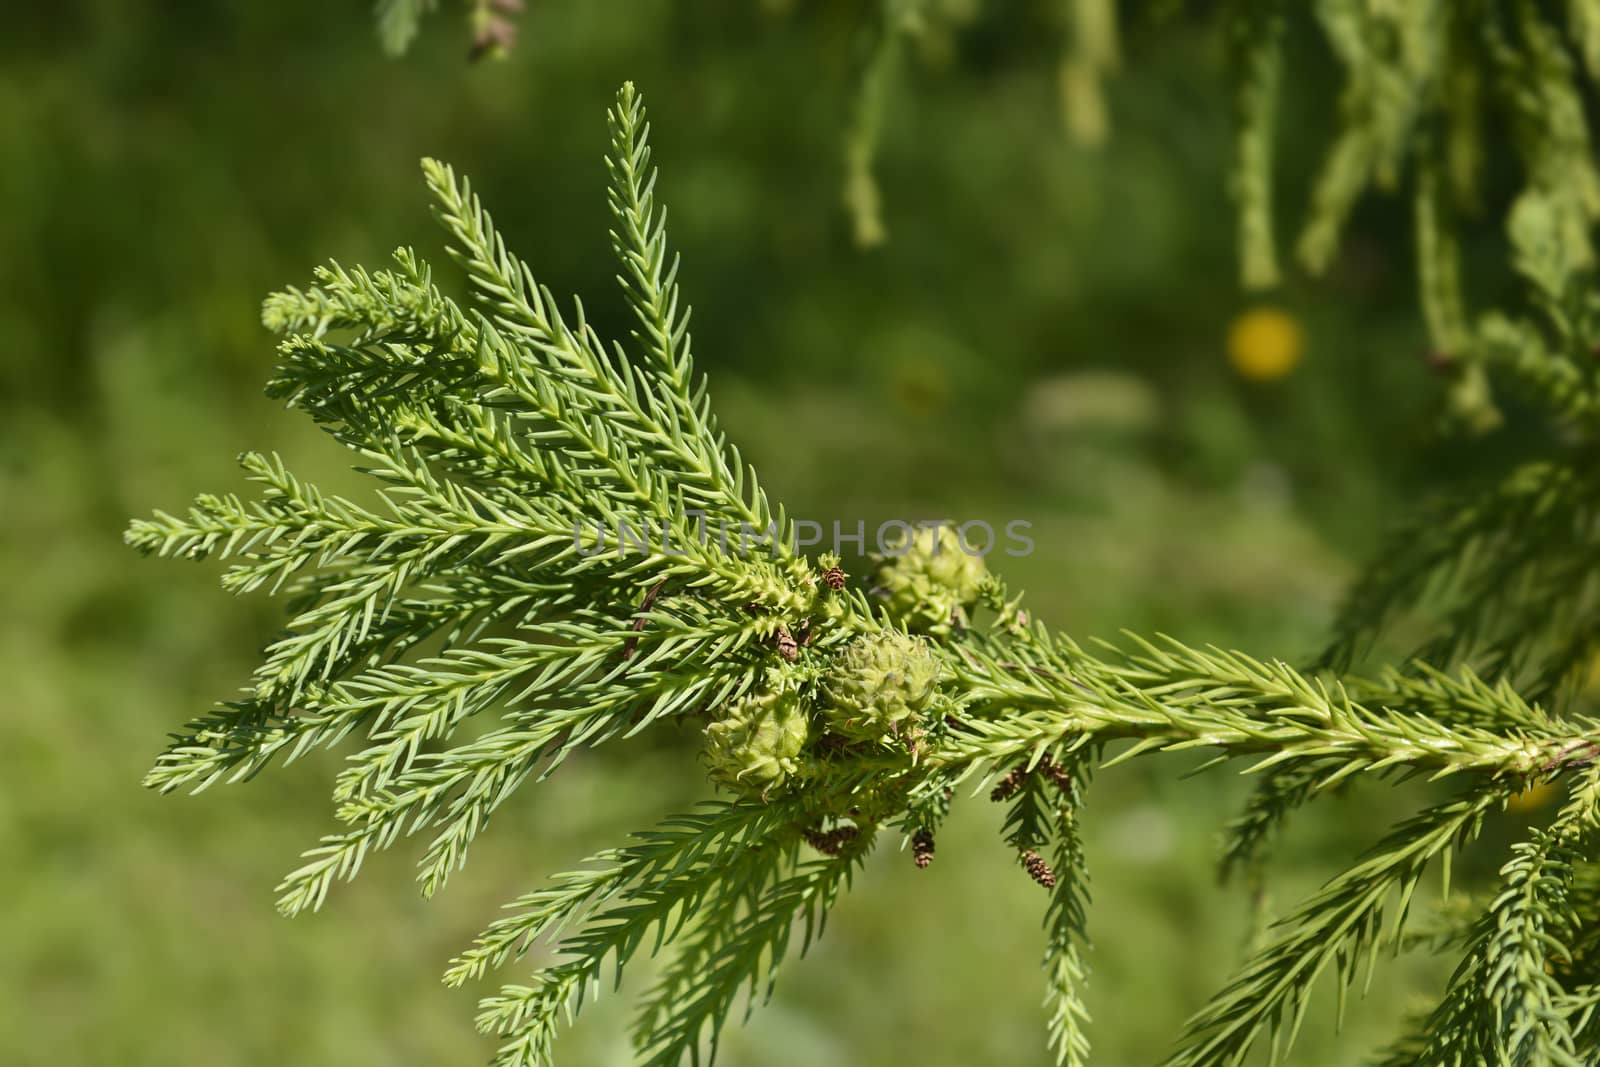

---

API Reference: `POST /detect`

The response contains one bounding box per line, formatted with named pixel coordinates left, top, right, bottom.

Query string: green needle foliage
left=366, top=0, right=1600, bottom=385
left=130, top=83, right=1600, bottom=1066
left=845, top=0, right=1600, bottom=368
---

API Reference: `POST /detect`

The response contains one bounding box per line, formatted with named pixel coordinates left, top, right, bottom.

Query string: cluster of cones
left=990, top=757, right=1074, bottom=890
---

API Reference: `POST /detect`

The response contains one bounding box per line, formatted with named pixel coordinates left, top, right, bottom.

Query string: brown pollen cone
left=1020, top=849, right=1057, bottom=889
left=990, top=764, right=1029, bottom=802
left=803, top=826, right=861, bottom=856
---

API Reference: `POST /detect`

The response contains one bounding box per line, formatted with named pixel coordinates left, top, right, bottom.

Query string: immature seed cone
left=912, top=828, right=936, bottom=869
left=704, top=688, right=810, bottom=796
left=876, top=526, right=986, bottom=635
left=818, top=631, right=939, bottom=742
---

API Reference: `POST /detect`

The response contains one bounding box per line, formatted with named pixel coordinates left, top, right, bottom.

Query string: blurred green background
left=0, top=3, right=1559, bottom=1065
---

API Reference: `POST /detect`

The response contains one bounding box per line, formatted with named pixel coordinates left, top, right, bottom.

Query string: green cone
left=877, top=525, right=987, bottom=635
left=704, top=687, right=811, bottom=795
left=819, top=631, right=940, bottom=742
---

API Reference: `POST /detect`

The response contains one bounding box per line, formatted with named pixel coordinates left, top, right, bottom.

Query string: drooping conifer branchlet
left=367, top=2, right=1600, bottom=378
left=131, top=84, right=1600, bottom=1067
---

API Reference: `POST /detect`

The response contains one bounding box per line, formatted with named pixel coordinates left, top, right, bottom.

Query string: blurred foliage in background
left=0, top=3, right=1558, bottom=1065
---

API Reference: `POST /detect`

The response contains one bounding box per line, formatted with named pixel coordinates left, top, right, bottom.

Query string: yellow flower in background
left=1227, top=306, right=1305, bottom=382
left=1507, top=781, right=1561, bottom=813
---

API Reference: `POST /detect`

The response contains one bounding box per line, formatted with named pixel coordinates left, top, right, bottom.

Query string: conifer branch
left=1167, top=790, right=1502, bottom=1066
left=133, top=82, right=1600, bottom=1067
